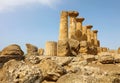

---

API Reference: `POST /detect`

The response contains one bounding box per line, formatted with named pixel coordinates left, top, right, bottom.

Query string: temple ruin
left=45, top=10, right=109, bottom=56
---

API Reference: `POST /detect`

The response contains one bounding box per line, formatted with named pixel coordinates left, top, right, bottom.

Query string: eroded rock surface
left=26, top=43, right=39, bottom=56
left=0, top=60, right=43, bottom=83
left=1, top=44, right=24, bottom=56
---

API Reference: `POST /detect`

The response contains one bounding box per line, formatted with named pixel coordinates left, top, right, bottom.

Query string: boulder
left=38, top=48, right=44, bottom=55
left=1, top=60, right=43, bottom=83
left=117, top=47, right=120, bottom=54
left=26, top=43, right=39, bottom=56
left=57, top=40, right=70, bottom=56
left=57, top=66, right=120, bottom=83
left=99, top=52, right=114, bottom=64
left=1, top=44, right=24, bottom=56
left=88, top=46, right=98, bottom=55
left=51, top=57, right=73, bottom=66
left=79, top=41, right=88, bottom=55
left=114, top=55, right=120, bottom=63
left=25, top=55, right=40, bottom=64
left=68, top=39, right=80, bottom=56
left=38, top=58, right=66, bottom=81
left=0, top=55, right=24, bottom=68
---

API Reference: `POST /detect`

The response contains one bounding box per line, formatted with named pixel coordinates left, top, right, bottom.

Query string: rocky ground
left=0, top=44, right=120, bottom=83
left=0, top=53, right=120, bottom=83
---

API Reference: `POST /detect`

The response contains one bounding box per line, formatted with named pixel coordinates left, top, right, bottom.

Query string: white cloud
left=0, top=0, right=60, bottom=12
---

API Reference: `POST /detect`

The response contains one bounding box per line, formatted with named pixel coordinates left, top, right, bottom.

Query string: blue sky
left=0, top=0, right=120, bottom=52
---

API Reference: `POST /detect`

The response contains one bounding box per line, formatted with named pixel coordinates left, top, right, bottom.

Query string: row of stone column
left=59, top=11, right=100, bottom=47
left=45, top=11, right=100, bottom=56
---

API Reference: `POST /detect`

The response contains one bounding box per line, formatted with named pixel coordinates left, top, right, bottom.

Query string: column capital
left=68, top=11, right=79, bottom=17
left=76, top=17, right=85, bottom=22
left=61, top=11, right=68, bottom=15
left=93, top=30, right=98, bottom=33
left=86, top=25, right=93, bottom=29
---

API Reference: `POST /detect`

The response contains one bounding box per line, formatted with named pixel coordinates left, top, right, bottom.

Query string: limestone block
left=79, top=47, right=88, bottom=55
left=38, top=58, right=65, bottom=81
left=38, top=48, right=44, bottom=55
left=118, top=47, right=120, bottom=54
left=101, top=47, right=109, bottom=52
left=88, top=46, right=98, bottom=55
left=98, top=53, right=114, bottom=64
left=45, top=41, right=57, bottom=56
left=80, top=41, right=88, bottom=47
left=79, top=41, right=88, bottom=55
left=68, top=39, right=80, bottom=56
left=57, top=40, right=70, bottom=56
left=1, top=44, right=24, bottom=56
left=2, top=60, right=43, bottom=83
left=26, top=43, right=39, bottom=56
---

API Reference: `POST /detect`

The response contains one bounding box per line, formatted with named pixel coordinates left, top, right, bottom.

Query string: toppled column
left=93, top=30, right=98, bottom=46
left=81, top=26, right=87, bottom=41
left=45, top=41, right=57, bottom=56
left=59, top=11, right=68, bottom=40
left=68, top=11, right=79, bottom=39
left=86, top=25, right=93, bottom=46
left=76, top=17, right=85, bottom=41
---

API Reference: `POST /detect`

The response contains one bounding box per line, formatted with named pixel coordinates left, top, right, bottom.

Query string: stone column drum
left=59, top=11, right=68, bottom=40
left=68, top=11, right=79, bottom=39
left=93, top=30, right=98, bottom=46
left=81, top=26, right=87, bottom=41
left=45, top=41, right=57, bottom=56
left=76, top=17, right=85, bottom=41
left=90, top=30, right=94, bottom=46
left=97, top=40, right=100, bottom=47
left=86, top=25, right=93, bottom=46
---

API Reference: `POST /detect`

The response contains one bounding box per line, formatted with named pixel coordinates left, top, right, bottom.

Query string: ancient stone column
left=59, top=11, right=68, bottom=40
left=76, top=17, right=85, bottom=31
left=86, top=25, right=93, bottom=46
left=81, top=26, right=87, bottom=41
left=93, top=30, right=98, bottom=46
left=45, top=41, right=57, bottom=56
left=97, top=40, right=100, bottom=47
left=91, top=30, right=95, bottom=46
left=76, top=17, right=85, bottom=41
left=82, top=26, right=87, bottom=35
left=68, top=11, right=79, bottom=39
